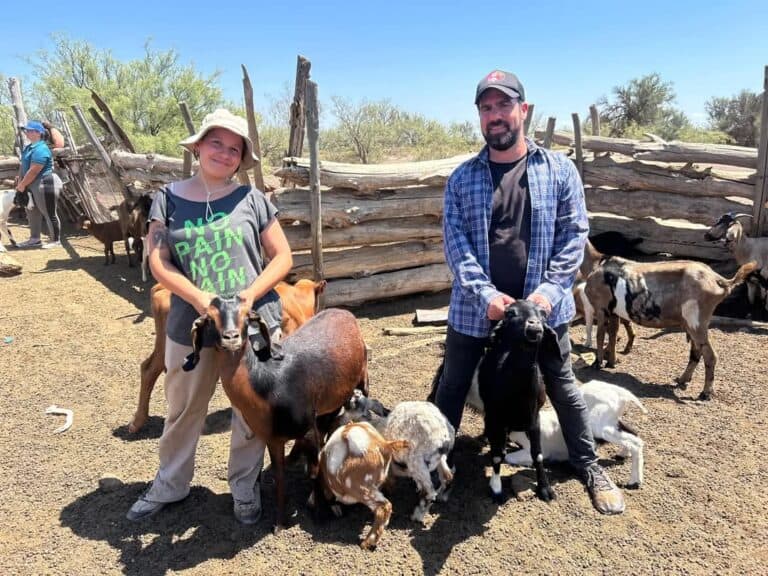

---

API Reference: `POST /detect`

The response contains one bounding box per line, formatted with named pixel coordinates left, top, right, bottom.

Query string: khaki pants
left=145, top=338, right=266, bottom=504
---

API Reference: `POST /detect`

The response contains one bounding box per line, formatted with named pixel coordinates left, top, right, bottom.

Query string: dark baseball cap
left=475, top=70, right=525, bottom=104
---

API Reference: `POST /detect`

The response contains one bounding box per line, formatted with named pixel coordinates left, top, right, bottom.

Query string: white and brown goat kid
left=312, top=421, right=409, bottom=550
left=585, top=256, right=758, bottom=400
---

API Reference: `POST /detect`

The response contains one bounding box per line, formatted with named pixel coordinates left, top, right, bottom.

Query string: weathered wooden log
left=324, top=263, right=452, bottom=307
left=274, top=186, right=444, bottom=227
left=110, top=150, right=186, bottom=176
left=534, top=131, right=758, bottom=168
left=584, top=155, right=754, bottom=199
left=275, top=154, right=473, bottom=191
left=282, top=215, right=442, bottom=251
left=588, top=213, right=729, bottom=260
left=288, top=239, right=445, bottom=281
left=584, top=186, right=751, bottom=226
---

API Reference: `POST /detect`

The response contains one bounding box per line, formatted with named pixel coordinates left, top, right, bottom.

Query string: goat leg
left=592, top=310, right=608, bottom=368
left=527, top=424, right=555, bottom=502
left=268, top=441, right=289, bottom=532
left=605, top=315, right=620, bottom=368
left=360, top=496, right=392, bottom=550
left=620, top=320, right=635, bottom=355
left=675, top=333, right=701, bottom=390
left=699, top=339, right=717, bottom=401
left=129, top=349, right=164, bottom=433
left=486, top=420, right=506, bottom=503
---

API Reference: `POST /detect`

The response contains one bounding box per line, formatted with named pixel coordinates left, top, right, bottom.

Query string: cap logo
left=487, top=71, right=506, bottom=82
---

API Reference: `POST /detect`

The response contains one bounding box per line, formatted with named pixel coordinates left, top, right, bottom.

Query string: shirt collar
left=476, top=136, right=540, bottom=165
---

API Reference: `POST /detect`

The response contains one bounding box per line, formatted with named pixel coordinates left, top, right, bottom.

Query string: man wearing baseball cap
left=15, top=120, right=64, bottom=249
left=433, top=70, right=625, bottom=515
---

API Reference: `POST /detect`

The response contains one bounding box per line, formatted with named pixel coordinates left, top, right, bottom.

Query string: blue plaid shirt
left=444, top=138, right=589, bottom=337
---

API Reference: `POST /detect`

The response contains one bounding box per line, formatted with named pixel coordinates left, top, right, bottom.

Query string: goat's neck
left=215, top=346, right=273, bottom=440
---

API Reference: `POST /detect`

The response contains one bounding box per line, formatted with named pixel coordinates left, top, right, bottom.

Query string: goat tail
left=722, top=261, right=760, bottom=291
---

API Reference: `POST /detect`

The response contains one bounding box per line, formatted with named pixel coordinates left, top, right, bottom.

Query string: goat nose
left=221, top=329, right=240, bottom=342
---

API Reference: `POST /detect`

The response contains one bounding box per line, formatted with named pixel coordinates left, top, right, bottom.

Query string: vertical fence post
left=543, top=117, right=556, bottom=148
left=589, top=104, right=600, bottom=136
left=523, top=103, right=535, bottom=136
left=572, top=113, right=584, bottom=180
left=306, top=79, right=325, bottom=309
left=178, top=102, right=196, bottom=179
left=242, top=64, right=265, bottom=191
left=753, top=65, right=768, bottom=236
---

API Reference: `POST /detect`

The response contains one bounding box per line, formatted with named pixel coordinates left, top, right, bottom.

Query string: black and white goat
left=474, top=299, right=559, bottom=503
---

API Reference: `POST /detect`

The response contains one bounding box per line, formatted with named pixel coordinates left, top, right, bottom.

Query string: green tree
left=326, top=97, right=400, bottom=163
left=597, top=73, right=688, bottom=138
left=705, top=90, right=762, bottom=146
left=26, top=34, right=223, bottom=156
left=0, top=74, right=16, bottom=155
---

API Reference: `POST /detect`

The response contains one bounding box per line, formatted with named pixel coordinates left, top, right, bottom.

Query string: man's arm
left=529, top=158, right=589, bottom=313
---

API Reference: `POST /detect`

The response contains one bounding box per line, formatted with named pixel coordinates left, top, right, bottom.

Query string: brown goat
left=80, top=217, right=123, bottom=265
left=586, top=257, right=758, bottom=400
left=117, top=195, right=152, bottom=270
left=128, top=278, right=327, bottom=433
left=184, top=299, right=368, bottom=530
left=312, top=421, right=409, bottom=550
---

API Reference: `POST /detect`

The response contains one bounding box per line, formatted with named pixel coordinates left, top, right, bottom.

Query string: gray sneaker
left=17, top=238, right=42, bottom=249
left=234, top=492, right=262, bottom=525
left=126, top=495, right=167, bottom=521
left=582, top=463, right=625, bottom=515
left=42, top=241, right=62, bottom=249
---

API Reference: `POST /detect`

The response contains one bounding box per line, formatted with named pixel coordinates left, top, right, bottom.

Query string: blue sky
left=2, top=0, right=767, bottom=131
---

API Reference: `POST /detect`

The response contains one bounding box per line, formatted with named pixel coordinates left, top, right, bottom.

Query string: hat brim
left=475, top=85, right=522, bottom=105
left=180, top=127, right=258, bottom=170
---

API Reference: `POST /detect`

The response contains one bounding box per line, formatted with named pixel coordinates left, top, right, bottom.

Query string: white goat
left=705, top=212, right=768, bottom=316
left=504, top=380, right=647, bottom=488
left=383, top=401, right=455, bottom=523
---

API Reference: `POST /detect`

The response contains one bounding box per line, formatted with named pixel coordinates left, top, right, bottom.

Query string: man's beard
left=482, top=121, right=521, bottom=151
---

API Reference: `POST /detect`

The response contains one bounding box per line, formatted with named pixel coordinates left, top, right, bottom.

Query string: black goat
left=183, top=297, right=368, bottom=530
left=476, top=300, right=559, bottom=503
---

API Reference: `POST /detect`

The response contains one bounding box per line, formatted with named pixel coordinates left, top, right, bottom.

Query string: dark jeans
left=435, top=323, right=597, bottom=471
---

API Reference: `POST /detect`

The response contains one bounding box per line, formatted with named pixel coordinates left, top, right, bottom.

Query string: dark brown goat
left=117, top=195, right=152, bottom=270
left=79, top=217, right=123, bottom=265
left=128, top=279, right=327, bottom=433
left=184, top=298, right=368, bottom=530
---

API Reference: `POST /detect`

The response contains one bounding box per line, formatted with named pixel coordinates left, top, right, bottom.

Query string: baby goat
left=79, top=217, right=123, bottom=265
left=585, top=256, right=758, bottom=400
left=505, top=379, right=647, bottom=488
left=312, top=421, right=409, bottom=550
left=705, top=212, right=768, bottom=317
left=184, top=298, right=368, bottom=529
left=476, top=299, right=559, bottom=503
left=383, top=401, right=455, bottom=523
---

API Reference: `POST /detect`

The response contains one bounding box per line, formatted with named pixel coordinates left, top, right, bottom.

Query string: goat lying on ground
left=504, top=379, right=647, bottom=488
left=705, top=212, right=768, bottom=318
left=383, top=401, right=455, bottom=523
left=585, top=256, right=758, bottom=400
left=311, top=421, right=409, bottom=550
left=129, top=278, right=327, bottom=433
left=79, top=217, right=123, bottom=265
left=0, top=190, right=19, bottom=252
left=184, top=299, right=368, bottom=529
left=475, top=299, right=559, bottom=503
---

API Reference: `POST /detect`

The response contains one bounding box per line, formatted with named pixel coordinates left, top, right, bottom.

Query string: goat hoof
left=489, top=490, right=505, bottom=504
left=537, top=487, right=556, bottom=502
left=590, top=360, right=602, bottom=369
left=605, top=361, right=616, bottom=369
left=624, top=482, right=641, bottom=490
left=674, top=378, right=689, bottom=390
left=697, top=391, right=712, bottom=401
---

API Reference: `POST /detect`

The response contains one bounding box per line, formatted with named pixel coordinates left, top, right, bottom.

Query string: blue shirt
left=443, top=138, right=589, bottom=337
left=21, top=141, right=53, bottom=184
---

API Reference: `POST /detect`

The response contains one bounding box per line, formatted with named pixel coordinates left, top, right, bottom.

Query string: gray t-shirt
left=149, top=184, right=282, bottom=345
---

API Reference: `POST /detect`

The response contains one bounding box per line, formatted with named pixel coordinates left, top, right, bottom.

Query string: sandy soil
left=1, top=223, right=767, bottom=575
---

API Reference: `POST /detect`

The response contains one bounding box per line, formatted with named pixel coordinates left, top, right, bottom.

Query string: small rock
left=98, top=475, right=123, bottom=492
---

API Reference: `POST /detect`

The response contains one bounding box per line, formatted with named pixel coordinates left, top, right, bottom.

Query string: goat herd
left=2, top=189, right=765, bottom=550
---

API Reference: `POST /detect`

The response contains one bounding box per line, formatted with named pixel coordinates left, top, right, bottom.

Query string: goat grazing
left=184, top=299, right=368, bottom=529
left=79, top=217, right=123, bottom=265
left=705, top=212, right=768, bottom=317
left=475, top=299, right=559, bottom=503
left=312, top=421, right=409, bottom=550
left=505, top=379, right=647, bottom=488
left=128, top=278, right=327, bottom=433
left=0, top=190, right=19, bottom=252
left=585, top=256, right=758, bottom=400
left=383, top=401, right=455, bottom=523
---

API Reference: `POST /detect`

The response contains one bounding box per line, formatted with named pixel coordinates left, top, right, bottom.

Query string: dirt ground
left=1, top=222, right=767, bottom=576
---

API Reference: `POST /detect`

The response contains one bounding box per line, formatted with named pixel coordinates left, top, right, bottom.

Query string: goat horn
left=732, top=213, right=753, bottom=220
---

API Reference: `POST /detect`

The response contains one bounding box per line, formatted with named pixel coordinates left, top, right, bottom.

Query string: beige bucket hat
left=180, top=108, right=258, bottom=170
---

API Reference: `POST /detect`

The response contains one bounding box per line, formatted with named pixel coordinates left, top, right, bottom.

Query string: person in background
left=126, top=109, right=293, bottom=525
left=15, top=120, right=64, bottom=249
left=433, top=70, right=625, bottom=515
left=42, top=121, right=65, bottom=150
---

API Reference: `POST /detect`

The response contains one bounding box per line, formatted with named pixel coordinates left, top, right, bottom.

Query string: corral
left=1, top=230, right=767, bottom=575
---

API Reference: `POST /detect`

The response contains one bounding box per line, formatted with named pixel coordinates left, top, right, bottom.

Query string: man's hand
left=487, top=294, right=515, bottom=321
left=193, top=291, right=216, bottom=316
left=527, top=293, right=552, bottom=316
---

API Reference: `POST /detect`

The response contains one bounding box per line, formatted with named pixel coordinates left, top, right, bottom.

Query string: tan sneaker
left=583, top=463, right=625, bottom=515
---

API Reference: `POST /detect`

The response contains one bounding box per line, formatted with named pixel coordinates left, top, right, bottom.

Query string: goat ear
left=541, top=324, right=562, bottom=361
left=183, top=314, right=208, bottom=372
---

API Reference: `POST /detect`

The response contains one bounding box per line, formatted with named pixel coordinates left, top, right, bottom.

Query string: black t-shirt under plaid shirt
left=488, top=156, right=531, bottom=299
